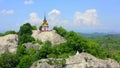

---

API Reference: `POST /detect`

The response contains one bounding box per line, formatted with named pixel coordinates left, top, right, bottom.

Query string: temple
left=41, top=15, right=49, bottom=31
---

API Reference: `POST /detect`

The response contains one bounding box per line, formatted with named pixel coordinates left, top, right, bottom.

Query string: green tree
left=49, top=43, right=75, bottom=58
left=18, top=34, right=35, bottom=45
left=17, top=45, right=27, bottom=57
left=32, top=26, right=37, bottom=30
left=114, top=53, right=120, bottom=62
left=53, top=26, right=67, bottom=37
left=39, top=26, right=42, bottom=30
left=19, top=23, right=32, bottom=36
left=0, top=52, right=19, bottom=68
left=0, top=33, right=4, bottom=36
left=17, top=55, right=32, bottom=68
left=36, top=41, right=52, bottom=59
left=18, top=23, right=35, bottom=45
left=66, top=31, right=85, bottom=52
left=5, top=30, right=17, bottom=35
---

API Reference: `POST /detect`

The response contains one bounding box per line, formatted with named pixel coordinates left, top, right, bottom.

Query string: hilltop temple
left=41, top=15, right=49, bottom=31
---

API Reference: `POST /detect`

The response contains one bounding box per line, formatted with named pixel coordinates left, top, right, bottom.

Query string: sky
left=0, top=0, right=120, bottom=33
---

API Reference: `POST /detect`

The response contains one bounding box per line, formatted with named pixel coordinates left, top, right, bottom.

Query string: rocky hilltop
left=65, top=52, right=120, bottom=68
left=0, top=31, right=120, bottom=68
left=32, top=30, right=67, bottom=45
left=0, top=30, right=66, bottom=54
left=0, top=34, right=18, bottom=54
left=31, top=52, right=120, bottom=68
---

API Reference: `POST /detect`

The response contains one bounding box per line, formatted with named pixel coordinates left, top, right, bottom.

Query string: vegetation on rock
left=18, top=23, right=35, bottom=45
left=0, top=30, right=17, bottom=37
left=0, top=23, right=120, bottom=68
left=32, top=25, right=37, bottom=30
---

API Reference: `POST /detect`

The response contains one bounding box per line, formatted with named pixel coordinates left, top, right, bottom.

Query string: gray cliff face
left=0, top=34, right=18, bottom=54
left=24, top=43, right=41, bottom=51
left=65, top=52, right=120, bottom=68
left=32, top=30, right=67, bottom=46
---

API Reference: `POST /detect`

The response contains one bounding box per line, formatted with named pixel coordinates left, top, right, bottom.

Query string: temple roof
left=41, top=15, right=48, bottom=26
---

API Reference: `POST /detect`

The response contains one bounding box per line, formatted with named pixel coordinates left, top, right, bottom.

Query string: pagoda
left=41, top=15, right=49, bottom=31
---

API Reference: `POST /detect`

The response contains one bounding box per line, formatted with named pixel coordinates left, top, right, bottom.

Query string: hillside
left=88, top=34, right=120, bottom=51
left=0, top=23, right=120, bottom=68
left=79, top=32, right=107, bottom=38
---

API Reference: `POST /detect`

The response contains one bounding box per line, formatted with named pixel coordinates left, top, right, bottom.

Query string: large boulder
left=65, top=52, right=120, bottom=68
left=24, top=43, right=41, bottom=51
left=0, top=34, right=18, bottom=54
left=32, top=62, right=53, bottom=68
left=30, top=58, right=63, bottom=68
left=32, top=30, right=67, bottom=46
left=30, top=59, right=54, bottom=68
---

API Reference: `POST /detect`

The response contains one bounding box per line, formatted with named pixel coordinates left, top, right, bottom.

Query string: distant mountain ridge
left=78, top=32, right=107, bottom=38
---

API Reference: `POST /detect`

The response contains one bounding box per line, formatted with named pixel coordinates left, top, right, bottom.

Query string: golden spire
left=43, top=12, right=47, bottom=23
left=41, top=12, right=48, bottom=26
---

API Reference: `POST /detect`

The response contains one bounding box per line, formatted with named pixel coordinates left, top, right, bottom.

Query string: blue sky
left=0, top=0, right=120, bottom=33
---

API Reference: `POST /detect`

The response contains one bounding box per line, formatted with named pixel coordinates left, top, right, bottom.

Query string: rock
left=0, top=34, right=18, bottom=54
left=0, top=30, right=66, bottom=54
left=30, top=59, right=54, bottom=68
left=24, top=43, right=41, bottom=51
left=32, top=30, right=67, bottom=46
left=30, top=62, right=54, bottom=68
left=30, top=58, right=63, bottom=68
left=65, top=52, right=120, bottom=68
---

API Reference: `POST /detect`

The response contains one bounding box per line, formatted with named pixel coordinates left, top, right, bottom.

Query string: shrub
left=17, top=55, right=32, bottom=68
left=32, top=26, right=37, bottom=30
left=5, top=30, right=17, bottom=35
left=19, top=23, right=32, bottom=36
left=18, top=34, right=35, bottom=45
left=18, top=23, right=35, bottom=45
left=0, top=33, right=4, bottom=36
left=0, top=52, right=19, bottom=68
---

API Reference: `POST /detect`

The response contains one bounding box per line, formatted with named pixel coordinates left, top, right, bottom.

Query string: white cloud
left=48, top=9, right=62, bottom=27
left=48, top=9, right=99, bottom=28
left=25, top=12, right=41, bottom=26
left=24, top=0, right=34, bottom=5
left=48, top=9, right=61, bottom=15
left=1, top=9, right=14, bottom=15
left=47, top=9, right=100, bottom=32
left=74, top=9, right=99, bottom=26
left=24, top=9, right=100, bottom=32
left=48, top=9, right=73, bottom=31
left=48, top=9, right=61, bottom=21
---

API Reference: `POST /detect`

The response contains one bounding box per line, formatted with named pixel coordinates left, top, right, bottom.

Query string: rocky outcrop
left=24, top=43, right=41, bottom=51
left=0, top=34, right=18, bottom=54
left=32, top=30, right=67, bottom=46
left=65, top=52, right=120, bottom=68
left=31, top=62, right=54, bottom=68
left=0, top=30, right=66, bottom=54
left=30, top=58, right=63, bottom=68
left=30, top=59, right=53, bottom=68
left=31, top=52, right=120, bottom=68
